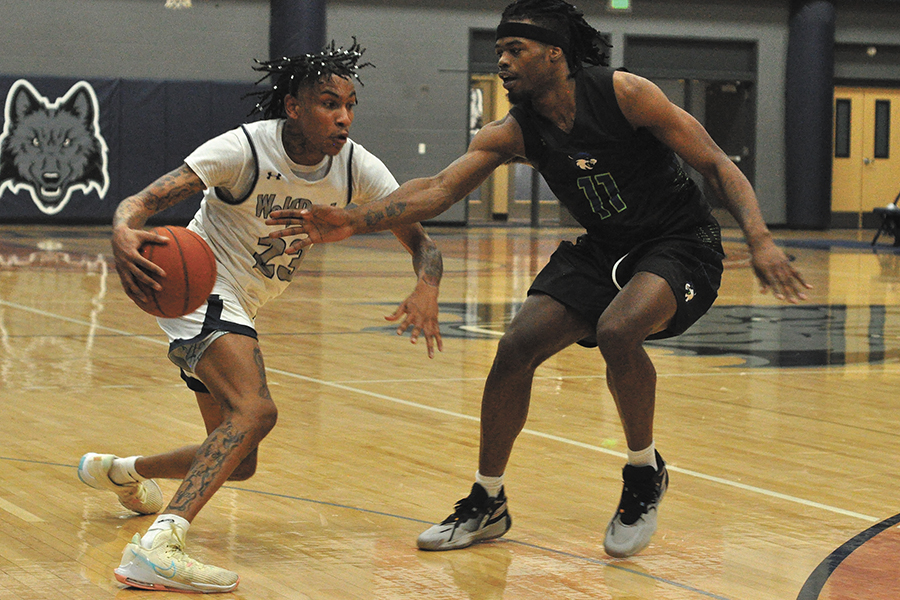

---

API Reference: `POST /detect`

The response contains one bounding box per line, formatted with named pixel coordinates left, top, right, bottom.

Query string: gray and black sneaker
left=604, top=452, right=669, bottom=558
left=417, top=483, right=512, bottom=551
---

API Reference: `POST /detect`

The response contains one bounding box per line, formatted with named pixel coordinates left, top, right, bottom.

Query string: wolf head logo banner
left=0, top=80, right=109, bottom=215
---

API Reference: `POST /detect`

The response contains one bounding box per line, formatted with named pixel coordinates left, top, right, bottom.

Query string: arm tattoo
left=413, top=243, right=443, bottom=286
left=145, top=170, right=195, bottom=209
left=112, top=196, right=147, bottom=228
left=113, top=165, right=203, bottom=228
left=363, top=208, right=386, bottom=228
left=362, top=201, right=407, bottom=230
left=384, top=201, right=407, bottom=218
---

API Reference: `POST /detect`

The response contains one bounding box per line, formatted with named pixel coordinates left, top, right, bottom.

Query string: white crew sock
left=475, top=471, right=504, bottom=498
left=627, top=442, right=658, bottom=470
left=141, top=514, right=190, bottom=548
left=108, top=456, right=145, bottom=485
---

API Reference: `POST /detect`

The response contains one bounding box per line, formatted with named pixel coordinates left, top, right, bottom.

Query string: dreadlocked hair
left=248, top=38, right=373, bottom=119
left=501, top=0, right=610, bottom=72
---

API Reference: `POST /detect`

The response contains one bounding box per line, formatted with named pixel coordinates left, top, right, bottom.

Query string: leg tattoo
left=168, top=421, right=248, bottom=513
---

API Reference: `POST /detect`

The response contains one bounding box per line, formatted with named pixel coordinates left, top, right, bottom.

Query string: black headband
left=496, top=22, right=570, bottom=55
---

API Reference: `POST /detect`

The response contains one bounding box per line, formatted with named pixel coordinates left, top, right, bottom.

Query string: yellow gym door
left=833, top=87, right=900, bottom=226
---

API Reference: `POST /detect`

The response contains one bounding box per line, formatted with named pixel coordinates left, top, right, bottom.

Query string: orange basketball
left=134, top=226, right=217, bottom=318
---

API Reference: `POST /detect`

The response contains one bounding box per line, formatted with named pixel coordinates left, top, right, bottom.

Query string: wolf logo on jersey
left=0, top=80, right=109, bottom=215
left=571, top=152, right=598, bottom=171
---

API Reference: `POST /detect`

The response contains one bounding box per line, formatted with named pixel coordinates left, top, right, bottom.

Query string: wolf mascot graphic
left=0, top=80, right=109, bottom=215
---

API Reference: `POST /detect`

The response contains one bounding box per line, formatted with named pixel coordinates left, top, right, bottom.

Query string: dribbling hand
left=111, top=225, right=168, bottom=303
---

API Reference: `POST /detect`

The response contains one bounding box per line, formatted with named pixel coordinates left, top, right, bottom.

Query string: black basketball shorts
left=528, top=231, right=725, bottom=346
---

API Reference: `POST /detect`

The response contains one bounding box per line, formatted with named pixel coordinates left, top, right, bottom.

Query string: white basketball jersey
left=184, top=119, right=398, bottom=319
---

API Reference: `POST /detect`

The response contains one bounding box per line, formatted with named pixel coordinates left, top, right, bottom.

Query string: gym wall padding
left=0, top=75, right=258, bottom=225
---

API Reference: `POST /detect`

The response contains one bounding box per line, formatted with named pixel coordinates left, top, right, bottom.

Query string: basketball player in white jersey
left=77, top=41, right=443, bottom=593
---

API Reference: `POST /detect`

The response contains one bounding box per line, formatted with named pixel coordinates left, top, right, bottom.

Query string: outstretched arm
left=112, top=164, right=206, bottom=303
left=613, top=71, right=811, bottom=303
left=388, top=223, right=444, bottom=358
left=266, top=114, right=525, bottom=250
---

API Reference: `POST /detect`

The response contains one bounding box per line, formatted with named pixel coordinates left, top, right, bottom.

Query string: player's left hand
left=266, top=205, right=354, bottom=253
left=750, top=239, right=812, bottom=303
left=386, top=280, right=442, bottom=358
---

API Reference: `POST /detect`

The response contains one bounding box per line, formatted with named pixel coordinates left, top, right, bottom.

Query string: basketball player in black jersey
left=268, top=0, right=810, bottom=558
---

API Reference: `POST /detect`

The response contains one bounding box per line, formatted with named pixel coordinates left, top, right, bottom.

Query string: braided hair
left=500, top=0, right=610, bottom=72
left=248, top=38, right=373, bottom=119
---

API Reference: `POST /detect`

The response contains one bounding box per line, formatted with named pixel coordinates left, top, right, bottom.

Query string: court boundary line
left=795, top=511, right=900, bottom=600
left=264, top=366, right=881, bottom=524
left=0, top=454, right=733, bottom=600
left=0, top=298, right=881, bottom=524
left=225, top=485, right=734, bottom=600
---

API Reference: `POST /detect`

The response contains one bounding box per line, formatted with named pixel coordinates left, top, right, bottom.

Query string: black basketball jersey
left=510, top=66, right=717, bottom=253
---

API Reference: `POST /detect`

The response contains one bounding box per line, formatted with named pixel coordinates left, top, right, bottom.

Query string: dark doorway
left=704, top=80, right=757, bottom=203
left=625, top=37, right=758, bottom=216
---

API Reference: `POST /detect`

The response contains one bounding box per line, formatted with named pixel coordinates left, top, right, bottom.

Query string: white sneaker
left=603, top=452, right=669, bottom=558
left=115, top=521, right=239, bottom=593
left=417, top=483, right=512, bottom=551
left=78, top=453, right=163, bottom=515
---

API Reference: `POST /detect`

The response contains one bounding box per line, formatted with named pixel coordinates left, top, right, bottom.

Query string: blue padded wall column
left=270, top=0, right=326, bottom=60
left=785, top=0, right=835, bottom=229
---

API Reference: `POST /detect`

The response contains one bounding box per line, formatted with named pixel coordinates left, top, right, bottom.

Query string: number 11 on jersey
left=577, top=173, right=626, bottom=219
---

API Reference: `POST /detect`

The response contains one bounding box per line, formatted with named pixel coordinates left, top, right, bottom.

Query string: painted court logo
left=0, top=79, right=109, bottom=215
left=367, top=302, right=900, bottom=368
